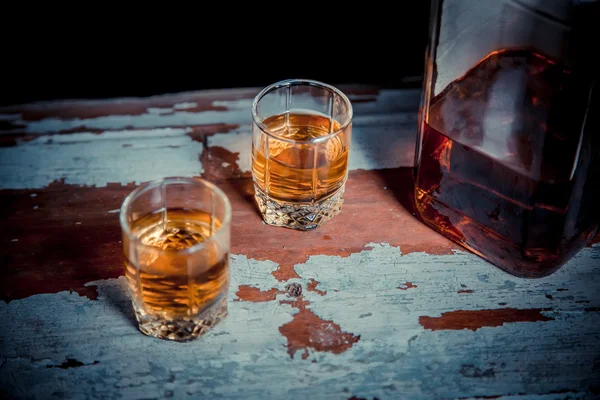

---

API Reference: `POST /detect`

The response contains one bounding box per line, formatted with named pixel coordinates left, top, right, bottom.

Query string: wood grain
left=279, top=297, right=361, bottom=359
left=418, top=308, right=555, bottom=331
left=0, top=168, right=455, bottom=302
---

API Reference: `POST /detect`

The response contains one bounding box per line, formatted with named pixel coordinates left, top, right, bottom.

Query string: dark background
left=1, top=5, right=432, bottom=106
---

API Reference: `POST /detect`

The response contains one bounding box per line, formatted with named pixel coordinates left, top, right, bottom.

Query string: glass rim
left=251, top=78, right=354, bottom=144
left=119, top=176, right=232, bottom=255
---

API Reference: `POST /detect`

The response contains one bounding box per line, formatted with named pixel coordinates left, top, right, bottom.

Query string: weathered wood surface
left=0, top=86, right=598, bottom=400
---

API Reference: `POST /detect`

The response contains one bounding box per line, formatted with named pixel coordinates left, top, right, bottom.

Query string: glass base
left=133, top=296, right=227, bottom=342
left=254, top=185, right=344, bottom=231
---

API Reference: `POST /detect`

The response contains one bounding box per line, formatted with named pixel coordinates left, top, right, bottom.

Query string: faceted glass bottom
left=133, top=296, right=227, bottom=342
left=254, top=184, right=345, bottom=231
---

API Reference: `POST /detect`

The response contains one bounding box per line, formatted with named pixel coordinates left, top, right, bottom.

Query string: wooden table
left=1, top=86, right=598, bottom=400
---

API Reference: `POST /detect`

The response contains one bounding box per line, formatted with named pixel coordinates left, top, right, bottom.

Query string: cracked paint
left=419, top=308, right=555, bottom=331
left=279, top=297, right=360, bottom=359
left=1, top=243, right=599, bottom=399
left=2, top=86, right=599, bottom=399
left=307, top=279, right=327, bottom=296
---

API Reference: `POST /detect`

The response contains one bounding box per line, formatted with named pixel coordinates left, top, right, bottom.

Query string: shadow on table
left=221, top=167, right=421, bottom=223
left=375, top=166, right=419, bottom=217
left=99, top=277, right=138, bottom=329
left=226, top=178, right=264, bottom=220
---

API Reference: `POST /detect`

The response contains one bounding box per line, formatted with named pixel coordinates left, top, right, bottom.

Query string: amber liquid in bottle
left=415, top=49, right=599, bottom=277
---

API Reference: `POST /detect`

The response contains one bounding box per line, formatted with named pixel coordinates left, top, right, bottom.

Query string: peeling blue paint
left=0, top=244, right=598, bottom=399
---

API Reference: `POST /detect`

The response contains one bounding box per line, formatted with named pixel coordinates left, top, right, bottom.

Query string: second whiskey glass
left=251, top=79, right=353, bottom=231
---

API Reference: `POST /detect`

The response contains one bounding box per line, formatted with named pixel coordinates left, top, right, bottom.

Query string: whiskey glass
left=119, top=177, right=231, bottom=341
left=251, top=79, right=353, bottom=230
